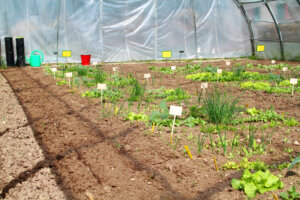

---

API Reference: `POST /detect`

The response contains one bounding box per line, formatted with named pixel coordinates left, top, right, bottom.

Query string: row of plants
left=240, top=81, right=300, bottom=94
left=43, top=63, right=299, bottom=199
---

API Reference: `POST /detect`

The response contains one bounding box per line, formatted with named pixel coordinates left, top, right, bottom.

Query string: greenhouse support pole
left=56, top=0, right=61, bottom=64
left=192, top=0, right=198, bottom=59
left=232, top=0, right=255, bottom=57
left=99, top=0, right=104, bottom=62
left=264, top=1, right=284, bottom=60
left=154, top=0, right=158, bottom=60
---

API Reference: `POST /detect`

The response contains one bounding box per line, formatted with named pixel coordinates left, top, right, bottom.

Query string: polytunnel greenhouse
left=1, top=0, right=300, bottom=62
left=0, top=1, right=299, bottom=200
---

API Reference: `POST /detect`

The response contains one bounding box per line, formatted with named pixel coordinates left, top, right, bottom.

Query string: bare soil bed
left=0, top=59, right=299, bottom=200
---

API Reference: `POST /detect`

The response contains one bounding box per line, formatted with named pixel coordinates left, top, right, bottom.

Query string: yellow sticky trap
left=115, top=106, right=118, bottom=115
left=213, top=156, right=218, bottom=171
left=62, top=50, right=72, bottom=57
left=162, top=51, right=172, bottom=58
left=184, top=145, right=193, bottom=159
left=151, top=122, right=155, bottom=133
left=257, top=45, right=265, bottom=52
left=108, top=103, right=111, bottom=109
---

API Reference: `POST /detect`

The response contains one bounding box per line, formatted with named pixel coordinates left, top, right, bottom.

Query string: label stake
left=151, top=122, right=155, bottom=133
left=184, top=145, right=193, bottom=159
left=213, top=156, right=218, bottom=171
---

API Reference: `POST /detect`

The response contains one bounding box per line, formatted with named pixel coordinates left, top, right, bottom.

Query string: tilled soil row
left=2, top=68, right=221, bottom=200
left=3, top=66, right=249, bottom=200
left=2, top=65, right=299, bottom=200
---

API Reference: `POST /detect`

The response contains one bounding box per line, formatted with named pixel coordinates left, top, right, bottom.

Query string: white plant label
left=92, top=62, right=97, bottom=66
left=197, top=47, right=201, bottom=53
left=282, top=67, right=288, bottom=72
left=97, top=83, right=107, bottom=90
left=217, top=69, right=223, bottom=74
left=51, top=68, right=57, bottom=72
left=201, top=82, right=208, bottom=89
left=66, top=72, right=72, bottom=78
left=144, top=74, right=151, bottom=79
left=113, top=67, right=118, bottom=72
left=169, top=105, right=182, bottom=116
left=171, top=66, right=176, bottom=71
left=290, top=78, right=298, bottom=85
left=271, top=60, right=276, bottom=64
left=226, top=61, right=231, bottom=66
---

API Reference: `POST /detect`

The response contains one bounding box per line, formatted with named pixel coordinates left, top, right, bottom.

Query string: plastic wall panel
left=26, top=0, right=59, bottom=63
left=284, top=43, right=300, bottom=61
left=268, top=0, right=300, bottom=43
left=0, top=0, right=255, bottom=63
left=102, top=0, right=155, bottom=62
left=156, top=0, right=196, bottom=59
left=58, top=0, right=101, bottom=63
left=195, top=0, right=251, bottom=58
left=252, top=21, right=279, bottom=41
left=255, top=41, right=281, bottom=59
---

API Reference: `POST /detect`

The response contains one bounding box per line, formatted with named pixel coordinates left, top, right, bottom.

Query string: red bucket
left=80, top=55, right=91, bottom=65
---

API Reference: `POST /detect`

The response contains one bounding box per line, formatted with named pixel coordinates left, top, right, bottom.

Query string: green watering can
left=26, top=50, right=44, bottom=67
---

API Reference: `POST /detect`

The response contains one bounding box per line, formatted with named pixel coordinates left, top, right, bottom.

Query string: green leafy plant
left=268, top=73, right=283, bottom=86
left=149, top=101, right=169, bottom=125
left=163, top=88, right=190, bottom=102
left=280, top=185, right=300, bottom=200
left=231, top=169, right=284, bottom=198
left=94, top=69, right=106, bottom=83
left=202, top=89, right=240, bottom=124
left=288, top=156, right=300, bottom=170
left=125, top=112, right=149, bottom=122
left=128, top=80, right=145, bottom=102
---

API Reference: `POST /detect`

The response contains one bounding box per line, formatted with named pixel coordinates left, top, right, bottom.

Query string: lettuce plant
left=231, top=169, right=284, bottom=198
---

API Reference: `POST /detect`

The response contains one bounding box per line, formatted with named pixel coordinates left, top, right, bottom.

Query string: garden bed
left=0, top=58, right=299, bottom=200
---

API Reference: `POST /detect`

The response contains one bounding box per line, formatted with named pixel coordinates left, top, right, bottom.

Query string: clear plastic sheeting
left=0, top=0, right=299, bottom=63
left=0, top=0, right=251, bottom=63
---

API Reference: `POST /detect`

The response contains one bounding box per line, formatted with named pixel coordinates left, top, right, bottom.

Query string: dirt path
left=0, top=73, right=66, bottom=199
